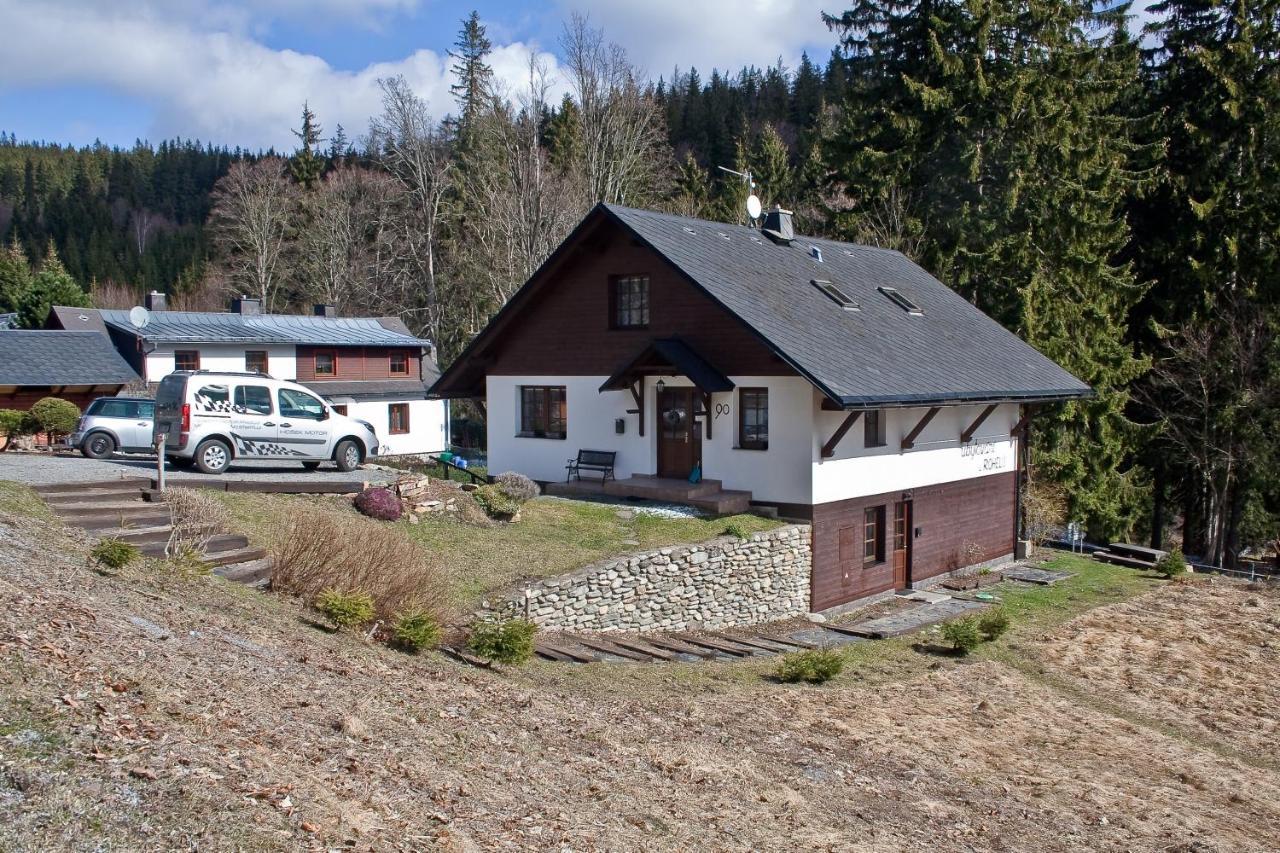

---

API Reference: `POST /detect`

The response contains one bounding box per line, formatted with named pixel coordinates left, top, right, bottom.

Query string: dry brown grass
left=268, top=503, right=447, bottom=623
left=162, top=486, right=231, bottom=557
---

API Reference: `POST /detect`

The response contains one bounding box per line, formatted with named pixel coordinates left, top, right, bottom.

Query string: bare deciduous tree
left=208, top=158, right=296, bottom=311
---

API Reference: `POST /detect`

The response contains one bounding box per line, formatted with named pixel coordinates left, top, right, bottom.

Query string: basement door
left=893, top=500, right=913, bottom=589
left=657, top=387, right=700, bottom=479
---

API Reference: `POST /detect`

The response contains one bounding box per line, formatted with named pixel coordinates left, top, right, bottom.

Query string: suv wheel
left=194, top=439, right=232, bottom=475
left=334, top=439, right=362, bottom=472
left=82, top=433, right=116, bottom=460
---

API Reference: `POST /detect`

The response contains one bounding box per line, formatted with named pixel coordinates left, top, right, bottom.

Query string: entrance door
left=893, top=500, right=913, bottom=589
left=657, top=387, right=700, bottom=479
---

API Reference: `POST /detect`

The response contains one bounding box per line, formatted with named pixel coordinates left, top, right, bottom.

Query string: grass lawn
left=0, top=480, right=52, bottom=521
left=217, top=490, right=782, bottom=611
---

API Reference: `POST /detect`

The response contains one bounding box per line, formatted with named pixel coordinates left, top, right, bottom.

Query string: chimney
left=761, top=205, right=795, bottom=245
left=313, top=303, right=336, bottom=318
left=144, top=290, right=167, bottom=311
left=231, top=296, right=261, bottom=315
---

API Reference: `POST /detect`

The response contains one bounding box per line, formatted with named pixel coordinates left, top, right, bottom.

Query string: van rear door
left=154, top=375, right=186, bottom=449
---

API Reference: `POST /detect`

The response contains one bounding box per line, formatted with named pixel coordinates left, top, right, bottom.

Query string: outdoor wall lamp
left=655, top=379, right=666, bottom=393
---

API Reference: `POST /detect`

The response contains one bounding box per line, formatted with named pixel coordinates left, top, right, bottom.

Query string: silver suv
left=71, top=397, right=156, bottom=459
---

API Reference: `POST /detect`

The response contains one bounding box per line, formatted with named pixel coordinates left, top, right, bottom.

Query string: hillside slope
left=1, top=486, right=1278, bottom=851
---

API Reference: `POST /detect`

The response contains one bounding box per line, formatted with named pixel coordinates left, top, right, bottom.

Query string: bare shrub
left=1023, top=474, right=1069, bottom=545
left=164, top=487, right=231, bottom=557
left=270, top=505, right=447, bottom=621
left=493, top=471, right=539, bottom=503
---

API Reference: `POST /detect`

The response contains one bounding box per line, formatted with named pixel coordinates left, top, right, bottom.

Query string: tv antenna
left=717, top=166, right=762, bottom=223
left=128, top=306, right=151, bottom=330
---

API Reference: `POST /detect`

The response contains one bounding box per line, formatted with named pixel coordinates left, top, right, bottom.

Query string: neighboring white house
left=431, top=203, right=1090, bottom=611
left=49, top=297, right=448, bottom=457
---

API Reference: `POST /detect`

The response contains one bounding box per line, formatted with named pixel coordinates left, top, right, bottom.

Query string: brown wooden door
left=657, top=387, right=700, bottom=478
left=893, top=500, right=913, bottom=589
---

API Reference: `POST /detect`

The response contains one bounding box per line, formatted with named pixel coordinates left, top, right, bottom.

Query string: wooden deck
left=546, top=473, right=751, bottom=515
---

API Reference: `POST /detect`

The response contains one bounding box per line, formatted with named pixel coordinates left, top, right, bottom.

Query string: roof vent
left=682, top=226, right=697, bottom=235
left=809, top=246, right=823, bottom=262
left=717, top=231, right=731, bottom=241
left=812, top=279, right=859, bottom=311
left=878, top=286, right=923, bottom=315
left=313, top=303, right=336, bottom=318
left=144, top=290, right=167, bottom=311
left=761, top=205, right=794, bottom=245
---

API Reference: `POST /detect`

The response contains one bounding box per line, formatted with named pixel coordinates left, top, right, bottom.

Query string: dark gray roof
left=47, top=305, right=108, bottom=334
left=88, top=308, right=433, bottom=348
left=603, top=205, right=1090, bottom=406
left=302, top=379, right=433, bottom=402
left=0, top=331, right=140, bottom=386
left=601, top=337, right=735, bottom=394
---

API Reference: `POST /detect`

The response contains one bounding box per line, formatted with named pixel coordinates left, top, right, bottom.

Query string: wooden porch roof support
left=628, top=379, right=645, bottom=437
left=821, top=410, right=862, bottom=459
left=901, top=406, right=941, bottom=450
left=1010, top=406, right=1036, bottom=436
left=960, top=403, right=998, bottom=443
left=698, top=391, right=712, bottom=440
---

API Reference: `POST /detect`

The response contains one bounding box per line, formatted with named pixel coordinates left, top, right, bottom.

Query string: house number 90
left=714, top=403, right=730, bottom=419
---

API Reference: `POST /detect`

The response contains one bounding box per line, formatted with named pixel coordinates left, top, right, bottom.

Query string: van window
left=194, top=384, right=231, bottom=413
left=233, top=385, right=273, bottom=416
left=278, top=388, right=325, bottom=420
left=137, top=402, right=155, bottom=419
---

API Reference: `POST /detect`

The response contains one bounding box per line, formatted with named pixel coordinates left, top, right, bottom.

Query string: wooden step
left=640, top=636, right=720, bottom=659
left=139, top=533, right=249, bottom=558
left=707, top=631, right=794, bottom=654
left=34, top=479, right=149, bottom=495
left=213, top=557, right=273, bottom=586
left=200, top=547, right=269, bottom=568
left=64, top=510, right=173, bottom=531
left=49, top=500, right=149, bottom=515
left=672, top=634, right=761, bottom=657
left=605, top=637, right=679, bottom=661
left=94, top=524, right=175, bottom=546
left=43, top=488, right=148, bottom=505
left=574, top=637, right=657, bottom=662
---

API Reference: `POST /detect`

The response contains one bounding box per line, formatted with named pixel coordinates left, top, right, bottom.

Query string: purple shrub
left=355, top=487, right=403, bottom=521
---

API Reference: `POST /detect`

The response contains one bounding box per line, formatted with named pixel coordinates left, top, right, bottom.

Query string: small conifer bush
left=977, top=608, right=1010, bottom=641
left=774, top=648, right=844, bottom=683
left=316, top=588, right=375, bottom=629
left=943, top=616, right=981, bottom=655
left=473, top=484, right=521, bottom=518
left=90, top=538, right=139, bottom=571
left=1154, top=548, right=1188, bottom=579
left=467, top=618, right=536, bottom=665
left=392, top=608, right=442, bottom=653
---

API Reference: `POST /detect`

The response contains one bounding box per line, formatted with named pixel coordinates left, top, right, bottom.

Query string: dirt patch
left=2, top=511, right=1279, bottom=850
left=1035, top=576, right=1280, bottom=762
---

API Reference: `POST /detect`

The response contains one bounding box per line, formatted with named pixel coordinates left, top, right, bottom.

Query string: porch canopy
left=599, top=336, right=734, bottom=395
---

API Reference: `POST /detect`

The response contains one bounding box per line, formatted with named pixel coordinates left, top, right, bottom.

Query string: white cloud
left=554, top=0, right=837, bottom=77
left=0, top=1, right=563, bottom=150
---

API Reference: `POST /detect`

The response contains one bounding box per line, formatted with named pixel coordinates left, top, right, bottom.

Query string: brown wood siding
left=0, top=388, right=126, bottom=411
left=484, top=224, right=793, bottom=376
left=296, top=346, right=422, bottom=382
left=810, top=471, right=1017, bottom=611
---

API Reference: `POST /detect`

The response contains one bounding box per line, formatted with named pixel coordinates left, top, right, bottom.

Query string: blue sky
left=0, top=0, right=840, bottom=151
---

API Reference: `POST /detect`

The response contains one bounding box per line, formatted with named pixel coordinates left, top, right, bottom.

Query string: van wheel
left=82, top=433, right=116, bottom=459
left=334, top=439, right=362, bottom=472
left=301, top=460, right=322, bottom=471
left=194, top=439, right=231, bottom=475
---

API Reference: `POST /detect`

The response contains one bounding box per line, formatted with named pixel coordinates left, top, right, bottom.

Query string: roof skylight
left=812, top=279, right=860, bottom=311
left=878, top=286, right=923, bottom=315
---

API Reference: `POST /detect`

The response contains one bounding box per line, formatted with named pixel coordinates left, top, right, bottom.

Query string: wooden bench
left=566, top=449, right=616, bottom=483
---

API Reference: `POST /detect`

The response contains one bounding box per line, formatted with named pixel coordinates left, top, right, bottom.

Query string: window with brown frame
left=864, top=505, right=886, bottom=564
left=738, top=387, right=768, bottom=450
left=611, top=275, right=649, bottom=329
left=519, top=385, right=567, bottom=439
left=389, top=350, right=409, bottom=375
left=314, top=350, right=336, bottom=376
left=245, top=350, right=268, bottom=374
left=174, top=350, right=200, bottom=371
left=864, top=409, right=886, bottom=448
left=388, top=403, right=410, bottom=434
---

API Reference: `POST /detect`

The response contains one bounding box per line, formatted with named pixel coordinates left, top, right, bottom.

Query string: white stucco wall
left=811, top=400, right=1019, bottom=504
left=144, top=344, right=297, bottom=381
left=330, top=398, right=448, bottom=457
left=485, top=375, right=815, bottom=505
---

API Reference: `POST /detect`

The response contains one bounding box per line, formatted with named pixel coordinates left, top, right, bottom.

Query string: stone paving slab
left=845, top=598, right=990, bottom=639
left=1000, top=567, right=1073, bottom=586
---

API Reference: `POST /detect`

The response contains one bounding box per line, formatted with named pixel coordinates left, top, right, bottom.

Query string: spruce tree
left=826, top=0, right=1152, bottom=537
left=0, top=242, right=33, bottom=315
left=289, top=103, right=324, bottom=189
left=17, top=246, right=88, bottom=328
left=449, top=11, right=494, bottom=137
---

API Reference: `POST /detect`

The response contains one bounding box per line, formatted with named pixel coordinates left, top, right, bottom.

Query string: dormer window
left=611, top=275, right=649, bottom=329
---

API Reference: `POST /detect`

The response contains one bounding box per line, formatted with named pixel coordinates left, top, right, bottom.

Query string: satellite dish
left=128, top=306, right=151, bottom=330
left=746, top=194, right=763, bottom=220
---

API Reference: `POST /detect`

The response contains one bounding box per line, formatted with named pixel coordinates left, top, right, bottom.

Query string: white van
left=153, top=371, right=380, bottom=474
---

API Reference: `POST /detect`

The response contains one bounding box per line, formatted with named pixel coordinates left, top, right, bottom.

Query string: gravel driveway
left=0, top=451, right=399, bottom=487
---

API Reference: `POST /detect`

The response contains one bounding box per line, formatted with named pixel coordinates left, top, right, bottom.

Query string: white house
left=49, top=297, right=448, bottom=457
left=431, top=203, right=1090, bottom=611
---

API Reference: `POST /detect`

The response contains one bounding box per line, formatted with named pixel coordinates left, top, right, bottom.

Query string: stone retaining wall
left=487, top=524, right=812, bottom=632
